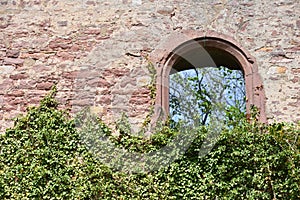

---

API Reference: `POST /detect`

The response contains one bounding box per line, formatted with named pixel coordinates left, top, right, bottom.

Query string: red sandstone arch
left=150, top=30, right=267, bottom=123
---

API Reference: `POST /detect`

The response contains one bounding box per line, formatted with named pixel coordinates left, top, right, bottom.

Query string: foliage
left=156, top=120, right=299, bottom=199
left=0, top=87, right=119, bottom=199
left=169, top=66, right=245, bottom=125
left=0, top=88, right=299, bottom=199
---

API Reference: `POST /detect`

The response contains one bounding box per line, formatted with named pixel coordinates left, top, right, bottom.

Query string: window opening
left=153, top=35, right=267, bottom=127
left=169, top=66, right=245, bottom=126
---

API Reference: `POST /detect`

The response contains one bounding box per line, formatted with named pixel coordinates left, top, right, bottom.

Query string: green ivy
left=0, top=87, right=120, bottom=199
left=0, top=87, right=299, bottom=199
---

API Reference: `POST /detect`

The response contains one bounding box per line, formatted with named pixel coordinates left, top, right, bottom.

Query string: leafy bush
left=0, top=88, right=120, bottom=199
left=0, top=88, right=299, bottom=199
left=155, top=121, right=299, bottom=199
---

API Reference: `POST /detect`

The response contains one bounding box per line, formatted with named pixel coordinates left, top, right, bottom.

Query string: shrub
left=0, top=88, right=117, bottom=199
left=155, top=121, right=299, bottom=199
left=0, top=88, right=299, bottom=199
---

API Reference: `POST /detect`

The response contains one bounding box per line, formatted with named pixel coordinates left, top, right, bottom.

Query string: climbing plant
left=0, top=87, right=299, bottom=199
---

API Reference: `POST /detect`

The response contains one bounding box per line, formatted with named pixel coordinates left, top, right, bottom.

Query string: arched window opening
left=152, top=35, right=267, bottom=126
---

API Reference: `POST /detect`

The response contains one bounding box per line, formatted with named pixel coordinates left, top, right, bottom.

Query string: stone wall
left=0, top=0, right=299, bottom=133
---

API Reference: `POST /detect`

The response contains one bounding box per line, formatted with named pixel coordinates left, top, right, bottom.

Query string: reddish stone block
left=70, top=99, right=94, bottom=106
left=33, top=65, right=49, bottom=72
left=70, top=44, right=80, bottom=52
left=26, top=90, right=47, bottom=98
left=4, top=57, right=24, bottom=65
left=76, top=70, right=100, bottom=79
left=56, top=51, right=74, bottom=61
left=97, top=78, right=112, bottom=87
left=98, top=95, right=111, bottom=104
left=129, top=97, right=150, bottom=105
left=10, top=73, right=29, bottom=80
left=297, top=20, right=300, bottom=29
left=62, top=71, right=79, bottom=79
left=6, top=90, right=25, bottom=97
left=86, top=0, right=96, bottom=6
left=2, top=105, right=15, bottom=112
left=132, top=88, right=150, bottom=95
left=99, top=89, right=111, bottom=95
left=291, top=68, right=300, bottom=74
left=83, top=29, right=101, bottom=35
left=20, top=53, right=46, bottom=60
left=29, top=98, right=42, bottom=104
left=6, top=49, right=20, bottom=58
left=18, top=80, right=35, bottom=89
left=0, top=79, right=13, bottom=91
left=291, top=77, right=299, bottom=83
left=48, top=38, right=72, bottom=50
left=103, top=68, right=130, bottom=77
left=37, top=82, right=53, bottom=90
left=9, top=98, right=25, bottom=105
left=0, top=24, right=8, bottom=29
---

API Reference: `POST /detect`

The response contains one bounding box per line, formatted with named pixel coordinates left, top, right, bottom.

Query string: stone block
left=0, top=65, right=15, bottom=75
left=4, top=58, right=24, bottom=65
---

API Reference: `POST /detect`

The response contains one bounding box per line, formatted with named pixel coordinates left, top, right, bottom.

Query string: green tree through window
left=169, top=66, right=246, bottom=126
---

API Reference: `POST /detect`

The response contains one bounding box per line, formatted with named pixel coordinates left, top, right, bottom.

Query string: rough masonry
left=0, top=0, right=299, bottom=133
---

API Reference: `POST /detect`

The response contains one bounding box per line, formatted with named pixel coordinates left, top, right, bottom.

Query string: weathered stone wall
left=0, top=0, right=299, bottom=133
